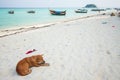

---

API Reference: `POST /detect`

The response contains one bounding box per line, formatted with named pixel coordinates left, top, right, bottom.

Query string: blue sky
left=0, top=0, right=120, bottom=8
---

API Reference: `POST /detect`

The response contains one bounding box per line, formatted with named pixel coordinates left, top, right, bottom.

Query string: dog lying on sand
left=16, top=54, right=49, bottom=76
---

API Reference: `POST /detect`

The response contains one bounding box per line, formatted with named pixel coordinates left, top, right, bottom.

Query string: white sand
left=0, top=14, right=120, bottom=80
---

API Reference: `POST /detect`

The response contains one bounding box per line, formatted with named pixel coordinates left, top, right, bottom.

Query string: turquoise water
left=0, top=8, right=98, bottom=29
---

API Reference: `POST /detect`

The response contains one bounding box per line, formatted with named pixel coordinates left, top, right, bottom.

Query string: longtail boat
left=75, top=9, right=88, bottom=13
left=49, top=10, right=66, bottom=15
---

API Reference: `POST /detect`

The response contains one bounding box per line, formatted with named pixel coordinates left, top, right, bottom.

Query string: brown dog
left=16, top=55, right=49, bottom=76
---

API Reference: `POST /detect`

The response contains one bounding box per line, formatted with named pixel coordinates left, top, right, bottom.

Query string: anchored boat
left=49, top=10, right=66, bottom=15
left=8, top=11, right=14, bottom=14
left=75, top=9, right=88, bottom=13
left=27, top=11, right=35, bottom=13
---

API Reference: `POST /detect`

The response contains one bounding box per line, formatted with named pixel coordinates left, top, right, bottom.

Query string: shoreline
left=0, top=13, right=111, bottom=38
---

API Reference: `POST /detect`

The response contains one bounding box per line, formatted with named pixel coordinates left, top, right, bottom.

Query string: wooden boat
left=8, top=11, right=14, bottom=14
left=49, top=10, right=66, bottom=15
left=91, top=9, right=105, bottom=11
left=27, top=11, right=35, bottom=13
left=75, top=9, right=88, bottom=13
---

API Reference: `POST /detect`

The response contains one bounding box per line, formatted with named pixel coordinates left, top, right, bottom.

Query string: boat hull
left=75, top=11, right=87, bottom=13
left=75, top=9, right=87, bottom=13
left=49, top=10, right=66, bottom=15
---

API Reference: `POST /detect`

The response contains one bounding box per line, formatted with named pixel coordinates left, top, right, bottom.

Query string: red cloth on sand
left=26, top=49, right=36, bottom=54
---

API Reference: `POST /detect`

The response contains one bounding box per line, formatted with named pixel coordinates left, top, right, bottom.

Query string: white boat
left=75, top=9, right=88, bottom=13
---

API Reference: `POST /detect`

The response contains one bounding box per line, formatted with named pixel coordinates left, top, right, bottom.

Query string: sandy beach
left=0, top=14, right=120, bottom=80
